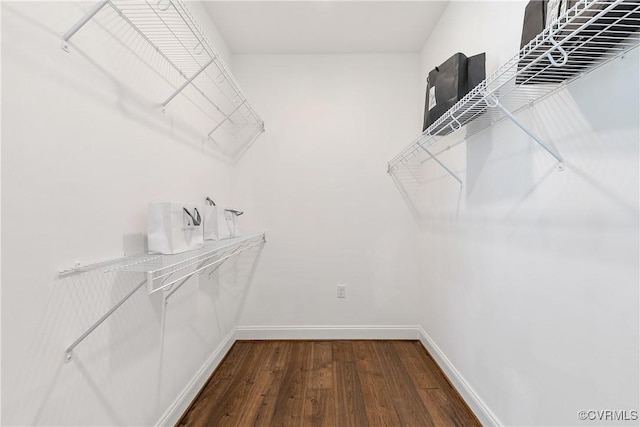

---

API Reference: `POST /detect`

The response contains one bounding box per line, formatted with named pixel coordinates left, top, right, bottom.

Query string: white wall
left=231, top=54, right=424, bottom=332
left=1, top=2, right=257, bottom=425
left=414, top=2, right=639, bottom=426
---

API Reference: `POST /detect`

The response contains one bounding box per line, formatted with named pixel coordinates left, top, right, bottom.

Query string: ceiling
left=202, top=1, right=449, bottom=54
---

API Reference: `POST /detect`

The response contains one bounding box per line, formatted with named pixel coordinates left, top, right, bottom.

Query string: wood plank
left=302, top=388, right=336, bottom=427
left=235, top=368, right=285, bottom=426
left=209, top=340, right=252, bottom=379
left=203, top=342, right=268, bottom=426
left=407, top=341, right=452, bottom=377
left=178, top=340, right=480, bottom=427
left=395, top=341, right=455, bottom=389
left=374, top=341, right=436, bottom=427
left=269, top=341, right=310, bottom=426
left=417, top=388, right=482, bottom=427
left=331, top=341, right=355, bottom=362
left=307, top=341, right=333, bottom=390
left=259, top=340, right=292, bottom=372
left=176, top=378, right=230, bottom=427
left=333, top=360, right=369, bottom=427
left=352, top=341, right=402, bottom=426
left=176, top=341, right=253, bottom=426
left=391, top=339, right=423, bottom=359
left=402, top=356, right=450, bottom=389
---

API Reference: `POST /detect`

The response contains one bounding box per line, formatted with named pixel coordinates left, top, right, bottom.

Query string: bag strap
left=183, top=207, right=202, bottom=226
left=193, top=208, right=202, bottom=225
left=225, top=209, right=244, bottom=216
left=205, top=197, right=216, bottom=206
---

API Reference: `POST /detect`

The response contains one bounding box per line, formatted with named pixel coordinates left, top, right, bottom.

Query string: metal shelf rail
left=61, top=0, right=265, bottom=162
left=388, top=0, right=640, bottom=184
left=61, top=232, right=266, bottom=363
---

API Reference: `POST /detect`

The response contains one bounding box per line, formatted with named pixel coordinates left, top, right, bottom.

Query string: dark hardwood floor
left=177, top=340, right=481, bottom=427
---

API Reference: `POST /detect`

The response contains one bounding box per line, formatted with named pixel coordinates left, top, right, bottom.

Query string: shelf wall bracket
left=485, top=94, right=564, bottom=171
left=161, top=57, right=215, bottom=109
left=164, top=254, right=224, bottom=300
left=64, top=278, right=147, bottom=363
left=164, top=245, right=244, bottom=301
left=61, top=0, right=110, bottom=52
left=418, top=143, right=463, bottom=186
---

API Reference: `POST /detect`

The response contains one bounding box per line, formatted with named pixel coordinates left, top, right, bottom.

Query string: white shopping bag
left=203, top=197, right=219, bottom=241
left=218, top=208, right=243, bottom=239
left=148, top=202, right=204, bottom=254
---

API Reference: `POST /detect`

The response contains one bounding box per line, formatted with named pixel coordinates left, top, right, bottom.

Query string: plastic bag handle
left=183, top=207, right=202, bottom=226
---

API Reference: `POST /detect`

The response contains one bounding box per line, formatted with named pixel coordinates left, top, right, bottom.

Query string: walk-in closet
left=1, top=1, right=638, bottom=425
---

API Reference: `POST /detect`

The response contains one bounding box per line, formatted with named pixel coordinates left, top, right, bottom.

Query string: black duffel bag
left=423, top=52, right=486, bottom=136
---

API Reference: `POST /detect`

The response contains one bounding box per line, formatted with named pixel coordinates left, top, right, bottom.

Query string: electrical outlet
left=337, top=284, right=347, bottom=298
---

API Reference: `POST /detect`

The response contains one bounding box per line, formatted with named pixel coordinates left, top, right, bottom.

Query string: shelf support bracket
left=64, top=278, right=147, bottom=363
left=207, top=100, right=247, bottom=138
left=160, top=239, right=264, bottom=297
left=418, top=144, right=463, bottom=186
left=161, top=58, right=215, bottom=109
left=61, top=0, right=110, bottom=52
left=485, top=94, right=564, bottom=170
left=164, top=253, right=226, bottom=300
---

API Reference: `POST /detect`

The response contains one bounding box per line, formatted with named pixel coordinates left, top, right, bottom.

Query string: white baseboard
left=156, top=328, right=237, bottom=427
left=417, top=327, right=502, bottom=427
left=235, top=325, right=422, bottom=340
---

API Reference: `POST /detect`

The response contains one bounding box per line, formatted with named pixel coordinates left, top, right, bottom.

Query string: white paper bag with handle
left=148, top=202, right=204, bottom=254
left=218, top=208, right=243, bottom=239
left=203, top=197, right=219, bottom=241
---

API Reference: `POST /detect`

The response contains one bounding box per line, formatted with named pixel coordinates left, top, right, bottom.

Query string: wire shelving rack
left=61, top=0, right=265, bottom=162
left=60, top=232, right=266, bottom=363
left=388, top=0, right=640, bottom=184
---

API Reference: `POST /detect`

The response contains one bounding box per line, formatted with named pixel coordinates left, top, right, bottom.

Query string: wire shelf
left=388, top=0, right=640, bottom=175
left=60, top=232, right=266, bottom=362
left=104, top=232, right=267, bottom=294
left=62, top=0, right=264, bottom=162
left=59, top=232, right=266, bottom=294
